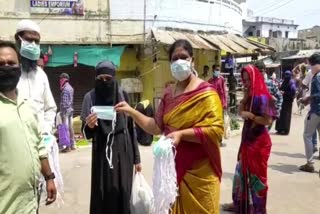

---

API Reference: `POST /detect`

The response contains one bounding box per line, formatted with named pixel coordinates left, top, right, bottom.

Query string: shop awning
left=152, top=29, right=218, bottom=50
left=226, top=34, right=259, bottom=51
left=151, top=29, right=275, bottom=55
left=200, top=34, right=235, bottom=53
left=41, top=45, right=125, bottom=67
left=281, top=49, right=320, bottom=60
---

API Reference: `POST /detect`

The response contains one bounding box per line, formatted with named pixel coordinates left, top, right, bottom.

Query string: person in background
left=222, top=65, right=276, bottom=213
left=299, top=53, right=320, bottom=173
left=135, top=100, right=154, bottom=146
left=15, top=19, right=57, bottom=136
left=275, top=71, right=296, bottom=135
left=81, top=61, right=141, bottom=214
left=37, top=52, right=45, bottom=69
left=255, top=61, right=283, bottom=130
left=225, top=52, right=236, bottom=75
left=209, top=65, right=227, bottom=147
left=228, top=72, right=238, bottom=112
left=208, top=64, right=227, bottom=109
left=165, top=80, right=175, bottom=89
left=116, top=39, right=223, bottom=214
left=296, top=64, right=308, bottom=115
left=202, top=65, right=210, bottom=81
left=0, top=40, right=56, bottom=213
left=302, top=67, right=319, bottom=154
left=59, top=73, right=75, bottom=152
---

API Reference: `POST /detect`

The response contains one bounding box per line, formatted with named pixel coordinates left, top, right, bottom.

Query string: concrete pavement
left=41, top=112, right=320, bottom=214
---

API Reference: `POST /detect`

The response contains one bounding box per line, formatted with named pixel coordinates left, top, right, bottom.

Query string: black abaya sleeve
left=128, top=116, right=141, bottom=164
left=81, top=90, right=96, bottom=139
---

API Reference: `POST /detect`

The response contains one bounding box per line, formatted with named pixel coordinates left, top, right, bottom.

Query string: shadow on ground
left=272, top=151, right=305, bottom=159
left=269, top=163, right=300, bottom=174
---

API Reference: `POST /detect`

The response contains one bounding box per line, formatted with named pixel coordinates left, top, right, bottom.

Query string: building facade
left=0, top=0, right=248, bottom=113
left=243, top=16, right=298, bottom=39
left=111, top=0, right=246, bottom=35
left=298, top=26, right=320, bottom=48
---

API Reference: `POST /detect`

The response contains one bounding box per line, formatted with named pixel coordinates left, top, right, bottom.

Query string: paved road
left=41, top=112, right=320, bottom=214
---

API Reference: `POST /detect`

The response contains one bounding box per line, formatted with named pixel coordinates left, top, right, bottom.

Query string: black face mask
left=95, top=79, right=115, bottom=105
left=0, top=66, right=21, bottom=92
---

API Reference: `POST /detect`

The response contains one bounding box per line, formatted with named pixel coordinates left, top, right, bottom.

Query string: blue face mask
left=153, top=136, right=174, bottom=157
left=19, top=37, right=41, bottom=61
left=43, top=135, right=52, bottom=146
left=213, top=70, right=220, bottom=77
left=91, top=106, right=116, bottom=121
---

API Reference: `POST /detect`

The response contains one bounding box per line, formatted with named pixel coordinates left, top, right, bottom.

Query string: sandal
left=222, top=203, right=235, bottom=212
left=299, top=164, right=315, bottom=173
left=60, top=147, right=71, bottom=153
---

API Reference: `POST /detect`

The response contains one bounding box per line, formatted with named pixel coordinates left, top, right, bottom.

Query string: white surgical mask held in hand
left=91, top=106, right=116, bottom=121
left=83, top=106, right=117, bottom=169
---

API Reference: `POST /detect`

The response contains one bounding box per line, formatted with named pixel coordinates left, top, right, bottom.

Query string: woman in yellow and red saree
left=156, top=82, right=224, bottom=214
left=115, top=39, right=224, bottom=214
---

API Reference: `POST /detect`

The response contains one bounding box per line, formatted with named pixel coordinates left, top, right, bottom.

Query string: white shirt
left=302, top=70, right=313, bottom=96
left=17, top=66, right=57, bottom=134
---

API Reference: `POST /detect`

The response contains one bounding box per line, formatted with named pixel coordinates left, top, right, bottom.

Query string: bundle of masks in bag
left=152, top=136, right=178, bottom=214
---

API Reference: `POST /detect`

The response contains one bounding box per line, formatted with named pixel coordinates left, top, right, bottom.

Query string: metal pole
left=143, top=0, right=147, bottom=45
left=107, top=0, right=112, bottom=47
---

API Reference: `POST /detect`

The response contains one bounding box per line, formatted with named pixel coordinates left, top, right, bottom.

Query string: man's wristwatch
left=45, top=173, right=55, bottom=181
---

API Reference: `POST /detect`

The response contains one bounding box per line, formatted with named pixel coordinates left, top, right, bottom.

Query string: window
left=285, top=31, right=289, bottom=38
left=257, top=30, right=261, bottom=37
left=248, top=32, right=253, bottom=36
left=273, top=31, right=277, bottom=38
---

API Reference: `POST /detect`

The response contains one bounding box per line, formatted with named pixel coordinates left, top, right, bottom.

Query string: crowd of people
left=1, top=19, right=320, bottom=214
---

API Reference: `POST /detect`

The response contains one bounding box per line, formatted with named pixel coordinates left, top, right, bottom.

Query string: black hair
left=212, top=64, right=220, bottom=69
left=255, top=61, right=266, bottom=72
left=0, top=40, right=20, bottom=61
left=309, top=53, right=320, bottom=66
left=203, top=65, right=209, bottom=69
left=40, top=52, right=45, bottom=59
left=168, top=39, right=193, bottom=61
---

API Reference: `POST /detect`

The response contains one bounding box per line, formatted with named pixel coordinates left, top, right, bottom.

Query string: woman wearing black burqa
left=80, top=61, right=141, bottom=214
left=276, top=70, right=297, bottom=135
left=135, top=100, right=154, bottom=146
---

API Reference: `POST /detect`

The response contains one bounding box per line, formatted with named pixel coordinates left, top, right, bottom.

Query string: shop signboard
left=30, top=0, right=84, bottom=15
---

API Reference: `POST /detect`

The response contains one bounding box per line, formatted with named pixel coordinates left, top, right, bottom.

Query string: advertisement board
left=30, top=0, right=84, bottom=15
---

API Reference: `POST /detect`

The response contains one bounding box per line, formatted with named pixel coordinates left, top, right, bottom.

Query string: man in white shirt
left=15, top=20, right=57, bottom=135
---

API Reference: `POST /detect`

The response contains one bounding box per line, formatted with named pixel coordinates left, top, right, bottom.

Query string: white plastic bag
left=130, top=172, right=154, bottom=214
left=224, top=112, right=231, bottom=140
left=152, top=136, right=178, bottom=214
left=39, top=134, right=64, bottom=207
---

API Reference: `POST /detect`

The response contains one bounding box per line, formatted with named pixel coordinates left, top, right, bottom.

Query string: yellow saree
left=155, top=82, right=224, bottom=214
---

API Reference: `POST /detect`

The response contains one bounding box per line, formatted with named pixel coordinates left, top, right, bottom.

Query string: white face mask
left=170, top=59, right=192, bottom=82
left=83, top=106, right=117, bottom=169
left=91, top=106, right=116, bottom=121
